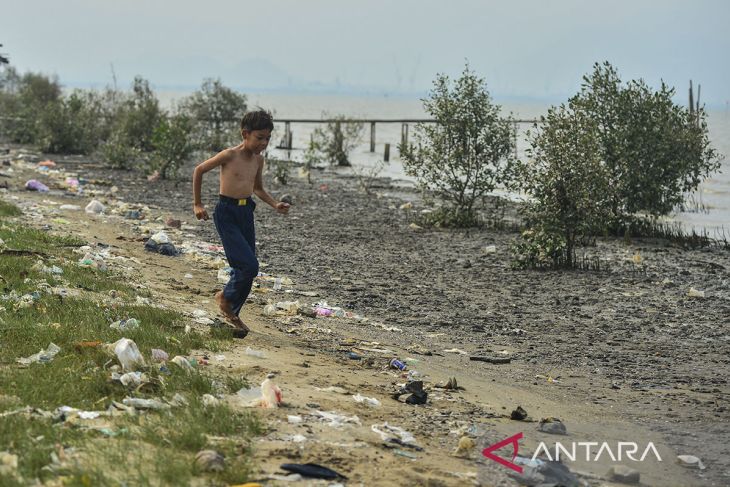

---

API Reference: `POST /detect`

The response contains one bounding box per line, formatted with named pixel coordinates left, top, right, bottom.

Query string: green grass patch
left=0, top=210, right=261, bottom=485
left=0, top=413, right=86, bottom=484
left=0, top=200, right=22, bottom=218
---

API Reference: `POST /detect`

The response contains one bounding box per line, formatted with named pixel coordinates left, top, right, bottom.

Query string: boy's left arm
left=253, top=156, right=290, bottom=214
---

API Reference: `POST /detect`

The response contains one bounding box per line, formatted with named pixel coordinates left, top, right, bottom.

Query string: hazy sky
left=3, top=0, right=729, bottom=105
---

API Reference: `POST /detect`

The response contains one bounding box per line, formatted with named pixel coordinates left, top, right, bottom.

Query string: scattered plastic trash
left=149, top=231, right=170, bottom=244
left=280, top=463, right=346, bottom=480
left=511, top=406, right=528, bottom=420
left=316, top=307, right=333, bottom=317
left=393, top=381, right=428, bottom=405
left=64, top=177, right=79, bottom=188
left=687, top=287, right=705, bottom=298
left=113, top=371, right=146, bottom=388
left=261, top=377, right=283, bottom=408
left=371, top=423, right=417, bottom=446
left=202, top=394, right=220, bottom=407
left=125, top=210, right=143, bottom=220
left=85, top=199, right=105, bottom=214
left=264, top=300, right=301, bottom=316
left=434, top=377, right=463, bottom=390
left=144, top=239, right=178, bottom=256
left=346, top=352, right=362, bottom=360
left=538, top=417, right=567, bottom=435
left=676, top=455, right=705, bottom=470
left=59, top=204, right=81, bottom=211
left=443, top=348, right=469, bottom=355
left=509, top=459, right=580, bottom=486
left=25, top=179, right=49, bottom=192
left=195, top=450, right=225, bottom=472
left=184, top=273, right=193, bottom=279
left=244, top=347, right=266, bottom=359
left=314, top=410, right=361, bottom=427
left=288, top=415, right=303, bottom=424
left=236, top=377, right=282, bottom=408
left=150, top=348, right=170, bottom=362
left=112, top=338, right=145, bottom=371
left=394, top=449, right=418, bottom=459
left=453, top=436, right=476, bottom=457
left=97, top=427, right=128, bottom=437
left=110, top=318, right=140, bottom=331
left=17, top=342, right=61, bottom=365
left=171, top=355, right=196, bottom=372
left=37, top=159, right=56, bottom=167
left=470, top=355, right=511, bottom=364
left=353, top=394, right=381, bottom=407
left=165, top=218, right=182, bottom=229
left=122, top=397, right=170, bottom=410
left=43, top=265, right=63, bottom=275
left=77, top=253, right=107, bottom=271
left=236, top=386, right=263, bottom=407
left=315, top=386, right=350, bottom=395
left=484, top=244, right=497, bottom=254
left=389, top=358, right=407, bottom=371
left=217, top=267, right=232, bottom=283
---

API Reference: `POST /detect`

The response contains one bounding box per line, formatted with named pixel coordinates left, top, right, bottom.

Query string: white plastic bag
left=85, top=199, right=105, bottom=214
left=113, top=338, right=145, bottom=371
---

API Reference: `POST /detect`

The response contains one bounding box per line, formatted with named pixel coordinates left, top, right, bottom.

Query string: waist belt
left=219, top=194, right=252, bottom=206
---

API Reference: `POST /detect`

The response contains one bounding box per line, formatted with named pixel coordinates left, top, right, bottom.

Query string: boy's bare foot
left=215, top=291, right=250, bottom=338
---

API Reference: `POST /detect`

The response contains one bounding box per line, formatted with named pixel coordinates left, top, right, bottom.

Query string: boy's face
left=243, top=129, right=272, bottom=154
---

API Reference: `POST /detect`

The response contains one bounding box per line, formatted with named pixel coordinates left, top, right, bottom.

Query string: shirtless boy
left=192, top=110, right=290, bottom=337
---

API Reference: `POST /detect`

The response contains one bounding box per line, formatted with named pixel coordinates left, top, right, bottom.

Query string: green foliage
left=36, top=90, right=109, bottom=154
left=400, top=64, right=516, bottom=227
left=511, top=227, right=568, bottom=269
left=181, top=78, right=247, bottom=151
left=0, top=200, right=21, bottom=217
left=0, top=68, right=61, bottom=144
left=352, top=159, right=388, bottom=195
left=514, top=104, right=612, bottom=268
left=266, top=157, right=292, bottom=185
left=570, top=61, right=722, bottom=221
left=308, top=115, right=364, bottom=167
left=112, top=76, right=162, bottom=152
left=99, top=129, right=143, bottom=170
left=149, top=113, right=195, bottom=179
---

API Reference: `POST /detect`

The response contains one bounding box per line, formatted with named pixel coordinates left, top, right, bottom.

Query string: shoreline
left=3, top=147, right=730, bottom=485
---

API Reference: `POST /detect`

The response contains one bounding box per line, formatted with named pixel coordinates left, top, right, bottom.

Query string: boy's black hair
left=241, top=109, right=274, bottom=132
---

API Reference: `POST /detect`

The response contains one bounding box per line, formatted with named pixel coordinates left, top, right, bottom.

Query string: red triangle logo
left=482, top=432, right=524, bottom=473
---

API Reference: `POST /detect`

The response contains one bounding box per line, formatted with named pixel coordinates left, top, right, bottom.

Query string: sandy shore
left=3, top=149, right=729, bottom=486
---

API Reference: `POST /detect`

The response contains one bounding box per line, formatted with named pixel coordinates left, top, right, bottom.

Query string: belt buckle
left=238, top=198, right=247, bottom=206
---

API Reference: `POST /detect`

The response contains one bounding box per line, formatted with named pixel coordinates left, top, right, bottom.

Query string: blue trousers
left=214, top=195, right=258, bottom=316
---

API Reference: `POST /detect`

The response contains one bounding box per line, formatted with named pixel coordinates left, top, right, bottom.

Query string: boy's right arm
left=192, top=150, right=231, bottom=220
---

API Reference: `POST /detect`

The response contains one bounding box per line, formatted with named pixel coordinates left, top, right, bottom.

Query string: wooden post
left=284, top=122, right=291, bottom=148
left=335, top=121, right=343, bottom=154
left=287, top=131, right=293, bottom=158
left=370, top=122, right=376, bottom=152
left=384, top=143, right=390, bottom=162
left=401, top=123, right=409, bottom=146
left=697, top=84, right=701, bottom=112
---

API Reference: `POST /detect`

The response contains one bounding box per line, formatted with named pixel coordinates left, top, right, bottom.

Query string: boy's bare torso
left=219, top=147, right=262, bottom=198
